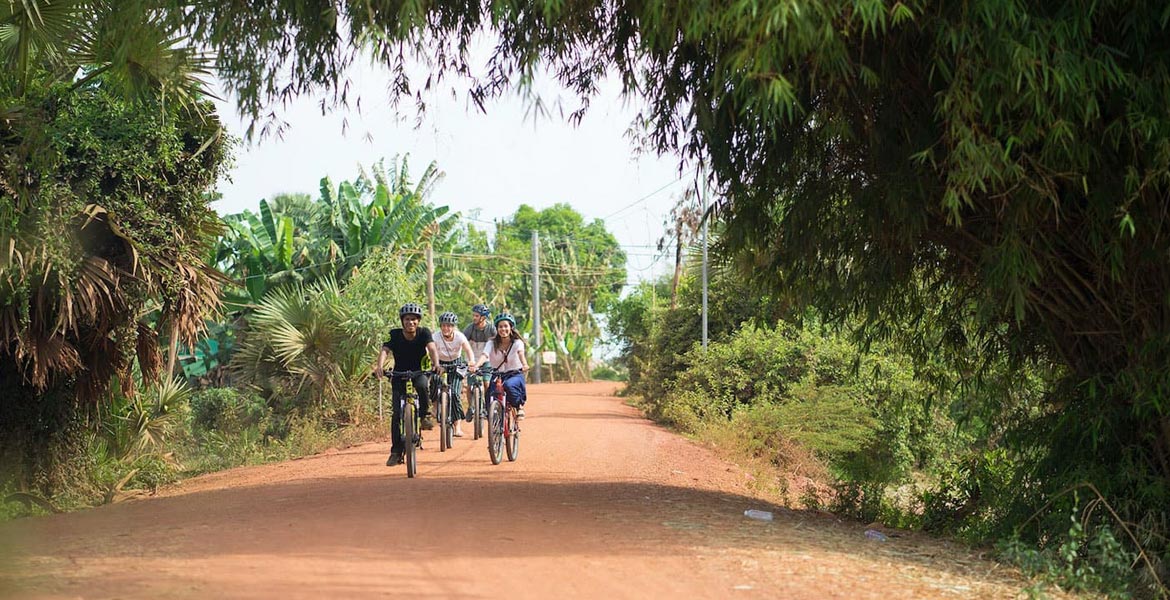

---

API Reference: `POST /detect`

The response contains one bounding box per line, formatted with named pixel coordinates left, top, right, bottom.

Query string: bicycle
left=437, top=360, right=467, bottom=449
left=487, top=369, right=522, bottom=465
left=386, top=369, right=425, bottom=477
left=466, top=365, right=492, bottom=440
left=432, top=363, right=465, bottom=452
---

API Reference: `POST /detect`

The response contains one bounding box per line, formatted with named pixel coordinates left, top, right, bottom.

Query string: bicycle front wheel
left=438, top=388, right=449, bottom=452
left=404, top=401, right=418, bottom=478
left=487, top=400, right=504, bottom=465
left=505, top=406, right=520, bottom=462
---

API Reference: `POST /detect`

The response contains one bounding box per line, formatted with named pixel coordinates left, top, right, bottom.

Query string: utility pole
left=425, top=242, right=435, bottom=319
left=701, top=170, right=709, bottom=350
left=532, top=230, right=542, bottom=383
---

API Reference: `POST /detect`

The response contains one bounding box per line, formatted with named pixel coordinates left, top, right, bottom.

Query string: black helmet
left=399, top=303, right=423, bottom=319
left=472, top=304, right=490, bottom=317
left=439, top=311, right=458, bottom=324
left=494, top=312, right=516, bottom=327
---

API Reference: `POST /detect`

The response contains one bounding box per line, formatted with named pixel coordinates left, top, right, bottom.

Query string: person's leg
left=463, top=374, right=477, bottom=422
left=503, top=374, right=527, bottom=418
left=450, top=371, right=467, bottom=433
left=412, top=371, right=432, bottom=428
left=449, top=372, right=465, bottom=436
left=388, top=378, right=406, bottom=464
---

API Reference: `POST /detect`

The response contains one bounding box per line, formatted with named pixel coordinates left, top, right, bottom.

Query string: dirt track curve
left=1, top=382, right=1038, bottom=599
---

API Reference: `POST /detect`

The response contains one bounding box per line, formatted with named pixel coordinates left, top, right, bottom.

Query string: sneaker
left=453, top=428, right=464, bottom=437
left=517, top=407, right=526, bottom=420
left=386, top=452, right=404, bottom=466
left=422, top=416, right=435, bottom=430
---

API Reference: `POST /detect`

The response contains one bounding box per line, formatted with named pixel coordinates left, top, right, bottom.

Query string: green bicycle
left=386, top=369, right=425, bottom=477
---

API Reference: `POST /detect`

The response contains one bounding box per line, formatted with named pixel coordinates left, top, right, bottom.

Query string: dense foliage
left=175, top=1, right=1170, bottom=589
left=490, top=204, right=626, bottom=380
left=8, top=0, right=1169, bottom=592
left=214, top=157, right=453, bottom=308
left=0, top=82, right=230, bottom=491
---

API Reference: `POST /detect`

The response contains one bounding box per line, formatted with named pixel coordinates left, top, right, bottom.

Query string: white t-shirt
left=434, top=330, right=470, bottom=362
left=481, top=338, right=526, bottom=371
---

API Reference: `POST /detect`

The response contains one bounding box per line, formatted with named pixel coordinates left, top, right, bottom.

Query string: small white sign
left=541, top=351, right=557, bottom=365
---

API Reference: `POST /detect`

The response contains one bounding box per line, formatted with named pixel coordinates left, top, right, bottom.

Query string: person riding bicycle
left=374, top=302, right=441, bottom=467
left=462, top=304, right=496, bottom=421
left=472, top=312, right=530, bottom=419
left=435, top=311, right=477, bottom=437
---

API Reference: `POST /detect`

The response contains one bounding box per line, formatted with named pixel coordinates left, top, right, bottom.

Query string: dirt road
left=0, top=383, right=1035, bottom=599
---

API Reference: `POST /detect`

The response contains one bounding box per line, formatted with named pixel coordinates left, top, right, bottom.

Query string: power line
left=600, top=167, right=697, bottom=221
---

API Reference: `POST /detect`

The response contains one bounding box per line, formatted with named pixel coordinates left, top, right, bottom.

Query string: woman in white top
left=473, top=312, right=530, bottom=419
left=436, top=311, right=476, bottom=437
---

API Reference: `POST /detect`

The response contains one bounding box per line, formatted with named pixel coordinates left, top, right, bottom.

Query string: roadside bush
left=190, top=387, right=269, bottom=434
left=1000, top=505, right=1136, bottom=599
left=653, top=320, right=974, bottom=524
left=591, top=361, right=625, bottom=381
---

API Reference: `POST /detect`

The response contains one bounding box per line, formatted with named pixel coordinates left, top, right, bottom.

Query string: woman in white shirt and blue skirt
left=474, top=312, right=530, bottom=419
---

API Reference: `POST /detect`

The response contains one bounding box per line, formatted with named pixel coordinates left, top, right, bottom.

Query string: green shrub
left=1000, top=506, right=1136, bottom=599
left=190, top=387, right=269, bottom=434
left=591, top=362, right=625, bottom=381
left=650, top=320, right=980, bottom=527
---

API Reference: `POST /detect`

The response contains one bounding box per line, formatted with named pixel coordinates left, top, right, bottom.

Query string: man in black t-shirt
left=375, top=302, right=440, bottom=467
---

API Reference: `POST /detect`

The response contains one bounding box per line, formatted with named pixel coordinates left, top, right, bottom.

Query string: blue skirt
left=491, top=371, right=527, bottom=407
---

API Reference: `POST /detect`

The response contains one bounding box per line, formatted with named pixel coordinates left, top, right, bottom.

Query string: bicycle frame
left=387, top=370, right=425, bottom=477
left=467, top=365, right=491, bottom=440
left=487, top=369, right=522, bottom=464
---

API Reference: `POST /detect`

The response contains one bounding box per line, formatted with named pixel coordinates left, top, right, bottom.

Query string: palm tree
left=1, top=1, right=212, bottom=110
left=231, top=278, right=367, bottom=411
left=1, top=0, right=230, bottom=488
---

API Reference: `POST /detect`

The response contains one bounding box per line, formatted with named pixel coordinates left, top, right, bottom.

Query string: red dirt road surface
left=0, top=383, right=1038, bottom=599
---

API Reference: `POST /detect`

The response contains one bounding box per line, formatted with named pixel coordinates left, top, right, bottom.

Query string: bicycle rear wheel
left=505, top=406, right=519, bottom=462
left=487, top=400, right=504, bottom=465
left=404, top=401, right=417, bottom=478
left=471, top=385, right=484, bottom=440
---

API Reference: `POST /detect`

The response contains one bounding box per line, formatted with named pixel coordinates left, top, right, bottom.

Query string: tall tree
left=493, top=204, right=626, bottom=381
left=1, top=1, right=230, bottom=485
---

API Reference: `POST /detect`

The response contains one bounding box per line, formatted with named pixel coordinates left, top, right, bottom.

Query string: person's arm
left=519, top=340, right=530, bottom=372
left=474, top=340, right=494, bottom=369
left=427, top=341, right=443, bottom=373
left=461, top=339, right=477, bottom=370
left=375, top=346, right=388, bottom=377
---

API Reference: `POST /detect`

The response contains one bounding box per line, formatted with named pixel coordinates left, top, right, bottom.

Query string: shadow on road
left=2, top=467, right=991, bottom=589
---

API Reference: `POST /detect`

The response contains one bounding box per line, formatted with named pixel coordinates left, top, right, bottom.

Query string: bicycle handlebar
left=383, top=369, right=428, bottom=379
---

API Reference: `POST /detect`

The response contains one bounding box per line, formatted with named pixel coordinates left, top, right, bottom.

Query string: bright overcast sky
left=211, top=53, right=696, bottom=285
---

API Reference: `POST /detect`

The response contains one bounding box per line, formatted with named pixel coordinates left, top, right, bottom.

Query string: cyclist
left=435, top=311, right=477, bottom=437
left=461, top=304, right=495, bottom=421
left=374, top=302, right=441, bottom=467
left=472, top=312, right=530, bottom=419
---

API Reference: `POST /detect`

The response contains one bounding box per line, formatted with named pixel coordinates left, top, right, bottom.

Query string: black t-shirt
left=382, top=327, right=434, bottom=371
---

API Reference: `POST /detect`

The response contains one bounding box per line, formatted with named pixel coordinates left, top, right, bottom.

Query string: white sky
left=210, top=56, right=694, bottom=285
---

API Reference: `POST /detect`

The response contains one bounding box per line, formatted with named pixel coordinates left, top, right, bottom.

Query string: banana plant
left=216, top=198, right=312, bottom=307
